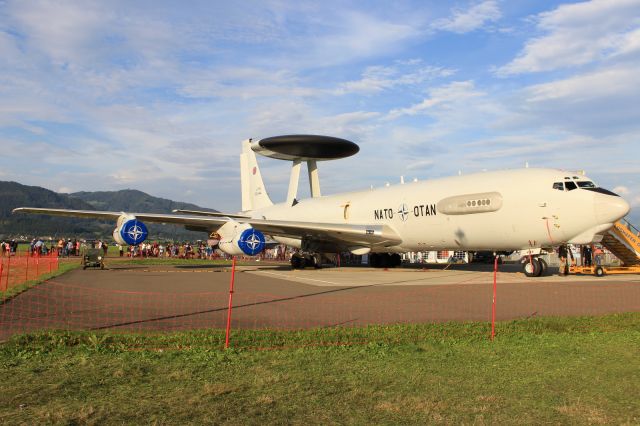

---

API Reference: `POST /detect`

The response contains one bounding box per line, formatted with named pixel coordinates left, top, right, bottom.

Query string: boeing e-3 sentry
left=13, top=135, right=630, bottom=277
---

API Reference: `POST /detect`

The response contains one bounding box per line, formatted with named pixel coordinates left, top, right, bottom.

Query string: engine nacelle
left=112, top=214, right=149, bottom=246
left=217, top=221, right=266, bottom=256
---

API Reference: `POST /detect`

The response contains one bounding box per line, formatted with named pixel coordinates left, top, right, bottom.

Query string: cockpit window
left=577, top=181, right=596, bottom=188
left=553, top=182, right=564, bottom=191
left=565, top=181, right=577, bottom=191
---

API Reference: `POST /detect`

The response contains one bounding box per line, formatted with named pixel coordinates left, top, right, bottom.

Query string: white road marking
left=250, top=270, right=343, bottom=285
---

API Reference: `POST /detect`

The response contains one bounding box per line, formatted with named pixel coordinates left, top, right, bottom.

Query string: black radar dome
left=252, top=134, right=360, bottom=161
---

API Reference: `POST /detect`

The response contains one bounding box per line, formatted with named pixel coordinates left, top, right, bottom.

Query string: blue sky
left=0, top=0, right=639, bottom=222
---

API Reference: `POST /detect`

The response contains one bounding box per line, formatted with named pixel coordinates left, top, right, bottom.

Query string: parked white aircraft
left=13, top=135, right=630, bottom=276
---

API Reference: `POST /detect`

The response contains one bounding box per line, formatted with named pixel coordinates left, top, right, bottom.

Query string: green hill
left=0, top=181, right=217, bottom=241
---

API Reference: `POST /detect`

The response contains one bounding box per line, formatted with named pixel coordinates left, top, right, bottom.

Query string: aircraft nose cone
left=594, top=195, right=630, bottom=224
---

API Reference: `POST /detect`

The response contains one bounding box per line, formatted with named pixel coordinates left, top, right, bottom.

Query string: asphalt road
left=1, top=263, right=639, bottom=339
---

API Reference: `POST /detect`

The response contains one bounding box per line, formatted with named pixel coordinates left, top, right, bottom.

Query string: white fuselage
left=249, top=168, right=629, bottom=252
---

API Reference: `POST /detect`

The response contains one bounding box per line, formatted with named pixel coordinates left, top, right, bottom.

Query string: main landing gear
left=290, top=252, right=322, bottom=269
left=521, top=257, right=548, bottom=277
left=369, top=253, right=402, bottom=268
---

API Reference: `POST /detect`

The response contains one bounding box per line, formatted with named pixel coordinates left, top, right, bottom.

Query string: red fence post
left=225, top=256, right=237, bottom=349
left=5, top=254, right=10, bottom=290
left=491, top=255, right=498, bottom=341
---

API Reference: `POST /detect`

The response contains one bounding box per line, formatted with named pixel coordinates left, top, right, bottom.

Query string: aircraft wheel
left=369, top=253, right=379, bottom=268
left=304, top=254, right=315, bottom=268
left=291, top=254, right=303, bottom=269
left=391, top=253, right=401, bottom=267
left=536, top=258, right=547, bottom=277
left=594, top=266, right=605, bottom=277
left=522, top=258, right=540, bottom=277
left=312, top=253, right=322, bottom=269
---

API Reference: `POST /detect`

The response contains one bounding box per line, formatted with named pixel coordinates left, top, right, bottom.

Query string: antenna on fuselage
left=250, top=135, right=359, bottom=205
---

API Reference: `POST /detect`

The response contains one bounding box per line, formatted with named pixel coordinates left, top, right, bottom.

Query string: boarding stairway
left=601, top=218, right=640, bottom=266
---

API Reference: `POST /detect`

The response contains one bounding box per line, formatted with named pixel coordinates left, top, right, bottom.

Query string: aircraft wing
left=12, top=208, right=228, bottom=228
left=172, top=209, right=250, bottom=219
left=248, top=220, right=401, bottom=247
left=12, top=207, right=402, bottom=247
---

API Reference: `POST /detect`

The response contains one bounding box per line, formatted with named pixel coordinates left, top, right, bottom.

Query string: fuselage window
left=565, top=181, right=577, bottom=191
left=553, top=182, right=564, bottom=191
left=577, top=181, right=596, bottom=189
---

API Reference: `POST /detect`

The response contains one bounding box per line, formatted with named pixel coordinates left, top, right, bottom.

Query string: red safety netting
left=1, top=274, right=639, bottom=343
left=1, top=256, right=640, bottom=349
left=0, top=253, right=59, bottom=291
left=0, top=282, right=485, bottom=336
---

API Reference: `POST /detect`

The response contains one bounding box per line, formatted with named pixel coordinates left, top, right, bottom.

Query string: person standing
left=594, top=246, right=603, bottom=266
left=558, top=244, right=569, bottom=276
left=583, top=245, right=593, bottom=267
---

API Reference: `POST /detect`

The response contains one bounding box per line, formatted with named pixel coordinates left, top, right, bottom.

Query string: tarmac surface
left=1, top=261, right=639, bottom=338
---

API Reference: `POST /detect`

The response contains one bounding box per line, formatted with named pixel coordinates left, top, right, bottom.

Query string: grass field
left=1, top=314, right=639, bottom=424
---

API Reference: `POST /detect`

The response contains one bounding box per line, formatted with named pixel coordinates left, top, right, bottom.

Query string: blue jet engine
left=237, top=228, right=266, bottom=256
left=113, top=214, right=149, bottom=246
left=217, top=221, right=266, bottom=256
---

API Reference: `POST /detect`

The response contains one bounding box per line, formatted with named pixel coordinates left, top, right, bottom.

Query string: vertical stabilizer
left=240, top=139, right=273, bottom=211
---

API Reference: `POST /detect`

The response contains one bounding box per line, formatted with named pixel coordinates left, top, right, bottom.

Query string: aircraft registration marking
left=374, top=203, right=436, bottom=220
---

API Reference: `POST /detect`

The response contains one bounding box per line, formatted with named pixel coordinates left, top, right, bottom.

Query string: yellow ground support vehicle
left=569, top=218, right=640, bottom=277
left=569, top=264, right=640, bottom=277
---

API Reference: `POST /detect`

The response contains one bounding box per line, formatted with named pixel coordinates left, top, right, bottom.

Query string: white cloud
left=433, top=1, right=501, bottom=34
left=614, top=186, right=630, bottom=195
left=525, top=66, right=638, bottom=103
left=506, top=65, right=640, bottom=136
left=499, top=0, right=640, bottom=74
left=406, top=159, right=435, bottom=171
left=335, top=62, right=455, bottom=95
left=7, top=0, right=108, bottom=64
left=386, top=80, right=484, bottom=120
left=306, top=11, right=420, bottom=65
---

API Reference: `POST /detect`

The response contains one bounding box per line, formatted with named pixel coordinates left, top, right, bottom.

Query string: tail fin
left=240, top=139, right=273, bottom=212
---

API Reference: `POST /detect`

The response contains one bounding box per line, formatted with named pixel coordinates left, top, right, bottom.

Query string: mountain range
left=0, top=181, right=218, bottom=241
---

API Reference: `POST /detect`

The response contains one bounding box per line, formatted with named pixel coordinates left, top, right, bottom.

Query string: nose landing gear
left=521, top=257, right=548, bottom=277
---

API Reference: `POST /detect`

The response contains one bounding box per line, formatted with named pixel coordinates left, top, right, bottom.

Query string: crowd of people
left=2, top=238, right=288, bottom=260
left=2, top=238, right=112, bottom=257
left=126, top=242, right=216, bottom=259
left=1, top=240, right=19, bottom=256
left=126, top=242, right=290, bottom=261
